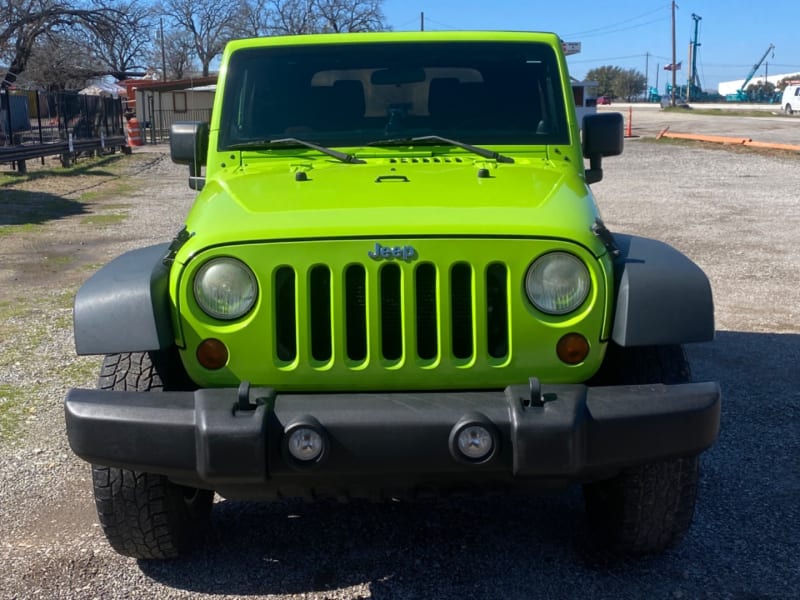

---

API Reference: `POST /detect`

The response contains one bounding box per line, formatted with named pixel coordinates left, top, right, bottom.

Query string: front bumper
left=64, top=381, right=720, bottom=499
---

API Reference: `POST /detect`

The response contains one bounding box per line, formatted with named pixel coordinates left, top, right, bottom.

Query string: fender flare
left=611, top=234, right=714, bottom=346
left=74, top=243, right=174, bottom=355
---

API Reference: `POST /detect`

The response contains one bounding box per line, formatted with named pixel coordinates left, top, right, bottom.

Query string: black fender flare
left=73, top=243, right=174, bottom=355
left=611, top=234, right=714, bottom=346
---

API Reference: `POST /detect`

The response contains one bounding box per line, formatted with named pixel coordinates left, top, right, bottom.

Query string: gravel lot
left=1, top=111, right=798, bottom=599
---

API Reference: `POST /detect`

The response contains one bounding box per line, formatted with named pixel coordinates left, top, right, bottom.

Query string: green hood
left=180, top=157, right=604, bottom=257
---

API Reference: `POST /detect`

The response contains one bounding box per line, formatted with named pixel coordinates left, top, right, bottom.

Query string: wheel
left=91, top=351, right=213, bottom=559
left=583, top=344, right=700, bottom=555
left=785, top=104, right=794, bottom=115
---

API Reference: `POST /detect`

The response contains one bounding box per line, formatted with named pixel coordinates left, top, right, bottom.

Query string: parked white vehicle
left=781, top=84, right=800, bottom=114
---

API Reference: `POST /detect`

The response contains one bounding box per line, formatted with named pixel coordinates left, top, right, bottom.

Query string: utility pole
left=645, top=52, right=650, bottom=98
left=671, top=0, right=677, bottom=107
left=688, top=13, right=702, bottom=102
left=160, top=18, right=167, bottom=81
left=420, top=11, right=424, bottom=31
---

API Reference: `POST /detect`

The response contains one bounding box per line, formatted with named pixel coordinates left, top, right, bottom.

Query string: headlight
left=194, top=257, right=258, bottom=320
left=525, top=252, right=590, bottom=315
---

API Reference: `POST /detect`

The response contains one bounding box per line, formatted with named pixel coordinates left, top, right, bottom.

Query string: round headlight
left=525, top=252, right=590, bottom=315
left=194, top=258, right=258, bottom=320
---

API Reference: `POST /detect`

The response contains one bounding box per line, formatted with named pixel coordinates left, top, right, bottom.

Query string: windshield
left=218, top=41, right=570, bottom=150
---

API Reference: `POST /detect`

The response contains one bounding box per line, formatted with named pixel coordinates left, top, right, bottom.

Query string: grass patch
left=662, top=106, right=782, bottom=118
left=81, top=213, right=127, bottom=226
left=0, top=385, right=25, bottom=442
left=0, top=222, right=40, bottom=237
left=62, top=356, right=100, bottom=387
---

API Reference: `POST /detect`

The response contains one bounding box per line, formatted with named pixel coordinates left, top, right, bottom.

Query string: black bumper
left=64, top=381, right=720, bottom=498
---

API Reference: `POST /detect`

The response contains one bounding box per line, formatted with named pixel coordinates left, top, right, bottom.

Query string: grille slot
left=345, top=265, right=367, bottom=361
left=450, top=263, right=474, bottom=359
left=309, top=266, right=332, bottom=362
left=486, top=263, right=509, bottom=359
left=380, top=264, right=403, bottom=360
left=415, top=263, right=438, bottom=360
left=275, top=267, right=297, bottom=362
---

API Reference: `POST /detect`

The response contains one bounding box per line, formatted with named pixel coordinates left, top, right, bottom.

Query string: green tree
left=616, top=68, right=647, bottom=102
left=776, top=74, right=800, bottom=93
left=746, top=80, right=776, bottom=103
left=585, top=65, right=622, bottom=98
left=585, top=65, right=646, bottom=101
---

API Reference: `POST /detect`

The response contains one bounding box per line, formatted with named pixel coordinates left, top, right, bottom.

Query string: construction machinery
left=726, top=44, right=775, bottom=102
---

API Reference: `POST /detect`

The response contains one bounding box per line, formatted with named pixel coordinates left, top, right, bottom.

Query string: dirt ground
left=1, top=114, right=798, bottom=599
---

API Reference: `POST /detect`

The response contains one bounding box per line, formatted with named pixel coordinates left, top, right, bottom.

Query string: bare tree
left=263, top=0, right=387, bottom=35
left=86, top=0, right=155, bottom=79
left=0, top=0, right=119, bottom=89
left=162, top=0, right=243, bottom=77
left=312, top=0, right=386, bottom=33
left=264, top=0, right=316, bottom=35
left=16, top=29, right=103, bottom=89
left=157, top=28, right=197, bottom=80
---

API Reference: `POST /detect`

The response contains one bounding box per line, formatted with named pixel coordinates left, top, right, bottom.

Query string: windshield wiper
left=368, top=135, right=514, bottom=164
left=227, top=137, right=365, bottom=164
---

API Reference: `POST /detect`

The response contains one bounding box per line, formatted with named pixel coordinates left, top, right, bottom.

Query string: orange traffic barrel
left=126, top=117, right=143, bottom=146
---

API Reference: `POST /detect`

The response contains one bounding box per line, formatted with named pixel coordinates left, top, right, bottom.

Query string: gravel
left=1, top=117, right=798, bottom=599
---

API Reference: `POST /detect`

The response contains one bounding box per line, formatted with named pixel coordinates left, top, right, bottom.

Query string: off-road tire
left=583, top=344, right=700, bottom=555
left=92, top=351, right=213, bottom=559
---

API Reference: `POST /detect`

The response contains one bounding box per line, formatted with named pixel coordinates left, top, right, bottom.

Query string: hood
left=181, top=156, right=603, bottom=254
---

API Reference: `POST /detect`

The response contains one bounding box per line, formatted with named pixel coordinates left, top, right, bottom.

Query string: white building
left=718, top=72, right=800, bottom=96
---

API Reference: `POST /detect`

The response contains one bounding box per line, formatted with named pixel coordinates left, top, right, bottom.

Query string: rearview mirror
left=170, top=121, right=209, bottom=190
left=582, top=113, right=624, bottom=184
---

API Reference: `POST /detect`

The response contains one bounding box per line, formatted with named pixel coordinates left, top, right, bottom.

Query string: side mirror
left=170, top=121, right=209, bottom=190
left=582, top=113, right=624, bottom=185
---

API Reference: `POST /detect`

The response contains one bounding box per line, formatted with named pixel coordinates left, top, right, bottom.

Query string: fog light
left=287, top=427, right=325, bottom=462
left=456, top=425, right=494, bottom=461
left=196, top=338, right=228, bottom=370
left=556, top=333, right=590, bottom=365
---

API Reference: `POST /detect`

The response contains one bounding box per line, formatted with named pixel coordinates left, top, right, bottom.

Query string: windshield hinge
left=591, top=219, right=619, bottom=258
left=162, top=226, right=194, bottom=266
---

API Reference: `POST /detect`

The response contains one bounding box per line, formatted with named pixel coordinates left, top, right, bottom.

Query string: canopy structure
left=79, top=81, right=127, bottom=97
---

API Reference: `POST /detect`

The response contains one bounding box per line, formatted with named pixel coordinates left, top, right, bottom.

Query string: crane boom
left=741, top=44, right=775, bottom=91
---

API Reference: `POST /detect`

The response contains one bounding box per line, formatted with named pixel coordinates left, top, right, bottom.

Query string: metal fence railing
left=0, top=88, right=127, bottom=171
left=141, top=108, right=212, bottom=144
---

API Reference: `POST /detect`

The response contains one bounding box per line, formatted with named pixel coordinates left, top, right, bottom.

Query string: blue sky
left=381, top=0, right=800, bottom=91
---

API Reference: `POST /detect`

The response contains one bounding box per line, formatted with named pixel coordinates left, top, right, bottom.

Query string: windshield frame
left=217, top=40, right=572, bottom=152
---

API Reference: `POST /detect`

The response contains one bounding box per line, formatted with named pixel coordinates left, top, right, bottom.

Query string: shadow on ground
left=137, top=330, right=798, bottom=599
left=0, top=189, right=88, bottom=227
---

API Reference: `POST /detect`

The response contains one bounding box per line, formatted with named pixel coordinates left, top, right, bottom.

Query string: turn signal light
left=556, top=333, right=589, bottom=365
left=196, top=338, right=229, bottom=370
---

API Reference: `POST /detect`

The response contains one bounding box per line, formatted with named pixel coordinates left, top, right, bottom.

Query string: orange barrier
left=126, top=118, right=143, bottom=146
left=741, top=140, right=800, bottom=152
left=625, top=106, right=633, bottom=137
left=657, top=129, right=750, bottom=144
left=656, top=127, right=800, bottom=151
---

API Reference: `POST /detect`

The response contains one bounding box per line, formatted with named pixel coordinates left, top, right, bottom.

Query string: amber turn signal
left=556, top=333, right=589, bottom=365
left=197, top=338, right=229, bottom=370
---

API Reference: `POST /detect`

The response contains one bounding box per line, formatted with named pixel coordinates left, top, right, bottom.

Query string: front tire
left=92, top=351, right=213, bottom=559
left=583, top=344, right=701, bottom=555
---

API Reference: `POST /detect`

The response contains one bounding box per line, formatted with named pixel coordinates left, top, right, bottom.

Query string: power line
left=563, top=4, right=671, bottom=38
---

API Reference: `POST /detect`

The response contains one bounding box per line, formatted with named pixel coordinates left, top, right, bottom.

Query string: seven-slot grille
left=272, top=260, right=510, bottom=366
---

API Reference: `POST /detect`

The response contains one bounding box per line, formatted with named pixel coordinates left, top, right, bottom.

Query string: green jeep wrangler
left=65, top=31, right=720, bottom=559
